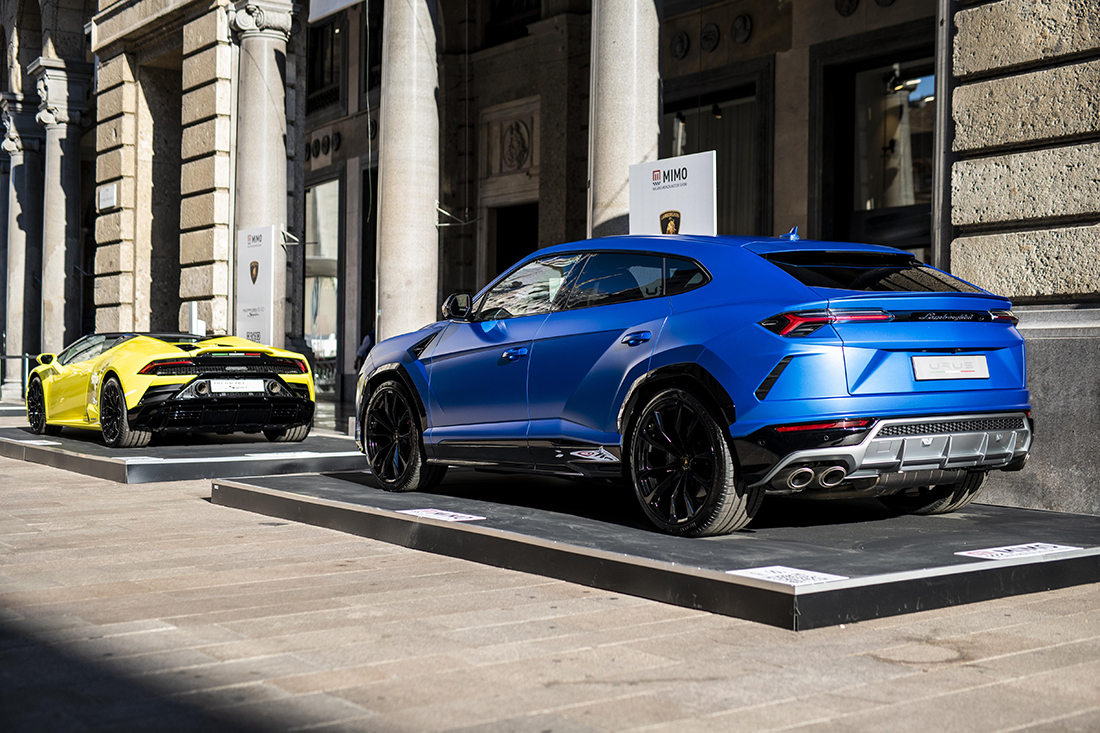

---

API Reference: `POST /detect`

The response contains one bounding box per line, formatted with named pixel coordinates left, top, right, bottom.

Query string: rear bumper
left=743, top=412, right=1032, bottom=490
left=131, top=382, right=314, bottom=433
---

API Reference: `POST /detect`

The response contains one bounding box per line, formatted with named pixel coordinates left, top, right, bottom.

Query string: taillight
left=139, top=359, right=195, bottom=375
left=277, top=359, right=308, bottom=373
left=759, top=309, right=893, bottom=337
left=774, top=418, right=874, bottom=433
left=991, top=309, right=1018, bottom=325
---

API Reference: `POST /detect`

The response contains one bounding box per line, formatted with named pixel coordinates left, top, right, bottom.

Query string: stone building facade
left=943, top=0, right=1100, bottom=514
left=1, top=0, right=1097, bottom=513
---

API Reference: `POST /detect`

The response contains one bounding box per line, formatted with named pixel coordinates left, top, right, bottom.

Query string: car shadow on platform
left=325, top=467, right=899, bottom=533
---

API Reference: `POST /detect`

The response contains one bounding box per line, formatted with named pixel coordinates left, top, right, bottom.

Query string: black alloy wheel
left=26, top=378, right=60, bottom=435
left=363, top=380, right=446, bottom=492
left=99, top=377, right=152, bottom=448
left=630, top=388, right=762, bottom=536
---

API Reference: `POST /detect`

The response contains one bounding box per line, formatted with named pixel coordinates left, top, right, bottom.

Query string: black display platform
left=0, top=426, right=365, bottom=483
left=210, top=471, right=1100, bottom=630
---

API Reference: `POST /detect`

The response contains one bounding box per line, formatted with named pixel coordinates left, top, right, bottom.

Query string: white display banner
left=628, top=151, right=717, bottom=236
left=236, top=225, right=277, bottom=345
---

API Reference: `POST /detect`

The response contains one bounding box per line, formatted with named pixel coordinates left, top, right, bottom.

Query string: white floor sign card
left=397, top=508, right=487, bottom=522
left=236, top=225, right=276, bottom=345
left=727, top=565, right=849, bottom=586
left=955, top=543, right=1083, bottom=560
left=628, top=151, right=717, bottom=236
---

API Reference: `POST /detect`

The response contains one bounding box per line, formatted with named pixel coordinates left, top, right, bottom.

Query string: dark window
left=484, top=0, right=540, bottom=48
left=476, top=255, right=584, bottom=321
left=566, top=254, right=665, bottom=310
left=763, top=251, right=982, bottom=293
left=665, top=257, right=709, bottom=296
left=363, top=0, right=383, bottom=92
left=307, top=18, right=343, bottom=113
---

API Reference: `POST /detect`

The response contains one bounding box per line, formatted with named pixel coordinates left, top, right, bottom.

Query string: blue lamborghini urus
left=355, top=235, right=1032, bottom=536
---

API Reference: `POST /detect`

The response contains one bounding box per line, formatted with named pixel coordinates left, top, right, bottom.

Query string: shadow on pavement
left=0, top=623, right=261, bottom=732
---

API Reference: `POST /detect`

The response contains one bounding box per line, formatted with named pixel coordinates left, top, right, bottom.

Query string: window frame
left=471, top=249, right=713, bottom=320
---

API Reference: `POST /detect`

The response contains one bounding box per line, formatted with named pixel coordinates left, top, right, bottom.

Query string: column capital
left=1, top=93, right=45, bottom=155
left=229, top=1, right=296, bottom=40
left=28, top=58, right=94, bottom=128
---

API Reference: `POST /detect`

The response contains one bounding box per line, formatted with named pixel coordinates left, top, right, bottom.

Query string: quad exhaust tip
left=818, top=466, right=848, bottom=488
left=786, top=467, right=815, bottom=490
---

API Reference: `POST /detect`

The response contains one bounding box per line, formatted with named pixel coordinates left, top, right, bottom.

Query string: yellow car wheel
left=27, top=378, right=61, bottom=436
left=100, top=377, right=152, bottom=449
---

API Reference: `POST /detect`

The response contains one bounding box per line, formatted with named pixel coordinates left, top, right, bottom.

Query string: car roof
left=535, top=234, right=911, bottom=260
left=83, top=332, right=206, bottom=341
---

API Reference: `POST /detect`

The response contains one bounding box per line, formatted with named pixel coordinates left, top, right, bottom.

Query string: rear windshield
left=762, top=251, right=982, bottom=293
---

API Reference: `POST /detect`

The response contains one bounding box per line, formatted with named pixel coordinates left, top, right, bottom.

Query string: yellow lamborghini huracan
left=26, top=333, right=316, bottom=448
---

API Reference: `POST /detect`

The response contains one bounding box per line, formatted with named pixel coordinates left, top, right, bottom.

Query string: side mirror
left=442, top=292, right=472, bottom=321
left=37, top=353, right=56, bottom=366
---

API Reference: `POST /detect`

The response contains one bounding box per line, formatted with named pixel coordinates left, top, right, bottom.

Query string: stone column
left=375, top=0, right=439, bottom=341
left=31, top=58, right=92, bottom=353
left=586, top=0, right=660, bottom=238
left=0, top=157, right=8, bottom=364
left=1, top=96, right=45, bottom=400
left=230, top=1, right=294, bottom=348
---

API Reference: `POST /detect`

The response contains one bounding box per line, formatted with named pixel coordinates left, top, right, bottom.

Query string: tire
left=26, top=378, right=61, bottom=436
left=878, top=471, right=988, bottom=515
left=362, top=380, right=447, bottom=492
left=629, top=388, right=762, bottom=536
left=264, top=422, right=312, bottom=442
left=100, top=377, right=152, bottom=448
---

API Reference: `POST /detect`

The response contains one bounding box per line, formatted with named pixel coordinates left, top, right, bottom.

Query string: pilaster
left=178, top=4, right=236, bottom=334
left=227, top=0, right=295, bottom=346
left=376, top=0, right=440, bottom=341
left=1, top=94, right=45, bottom=400
left=93, top=52, right=138, bottom=333
left=587, top=0, right=659, bottom=237
left=31, top=57, right=93, bottom=352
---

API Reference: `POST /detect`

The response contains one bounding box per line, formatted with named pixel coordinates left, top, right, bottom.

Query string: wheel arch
left=363, top=363, right=428, bottom=427
left=97, top=368, right=131, bottom=411
left=618, top=363, right=737, bottom=455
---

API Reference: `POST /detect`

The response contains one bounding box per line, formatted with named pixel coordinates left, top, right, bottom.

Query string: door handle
left=621, top=331, right=652, bottom=347
left=501, top=346, right=529, bottom=361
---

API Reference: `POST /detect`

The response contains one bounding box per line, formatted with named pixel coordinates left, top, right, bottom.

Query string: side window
left=566, top=253, right=665, bottom=309
left=476, top=254, right=583, bottom=321
left=59, top=335, right=106, bottom=366
left=665, top=257, right=708, bottom=296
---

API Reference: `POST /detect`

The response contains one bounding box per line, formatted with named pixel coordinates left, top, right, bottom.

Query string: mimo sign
left=629, top=151, right=717, bottom=236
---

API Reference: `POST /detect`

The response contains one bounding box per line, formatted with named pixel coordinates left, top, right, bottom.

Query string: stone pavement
left=2, top=420, right=1100, bottom=731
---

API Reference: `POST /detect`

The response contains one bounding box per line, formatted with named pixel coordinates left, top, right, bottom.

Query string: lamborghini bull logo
left=660, top=210, right=681, bottom=235
left=250, top=260, right=259, bottom=285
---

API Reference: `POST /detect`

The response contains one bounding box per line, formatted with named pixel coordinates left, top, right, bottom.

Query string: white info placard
left=629, top=151, right=717, bottom=236
left=236, top=225, right=276, bottom=345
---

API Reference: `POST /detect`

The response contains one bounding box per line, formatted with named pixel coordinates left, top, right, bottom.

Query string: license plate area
left=209, top=378, right=265, bottom=394
left=912, top=355, right=989, bottom=381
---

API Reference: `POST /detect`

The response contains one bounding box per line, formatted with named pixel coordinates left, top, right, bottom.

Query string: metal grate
left=879, top=417, right=1025, bottom=438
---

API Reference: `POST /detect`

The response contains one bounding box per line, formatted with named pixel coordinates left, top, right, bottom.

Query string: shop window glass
left=661, top=95, right=759, bottom=236
left=304, top=179, right=341, bottom=391
left=849, top=58, right=934, bottom=261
